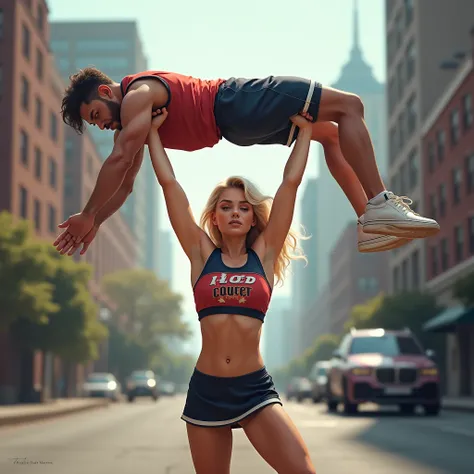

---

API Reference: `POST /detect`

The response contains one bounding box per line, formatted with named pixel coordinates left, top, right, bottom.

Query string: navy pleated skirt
left=181, top=366, right=282, bottom=429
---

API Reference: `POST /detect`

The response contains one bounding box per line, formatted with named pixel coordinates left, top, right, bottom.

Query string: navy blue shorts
left=181, top=366, right=282, bottom=429
left=214, top=76, right=322, bottom=147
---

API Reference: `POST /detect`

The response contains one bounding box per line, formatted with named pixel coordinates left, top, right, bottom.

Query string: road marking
left=440, top=426, right=474, bottom=438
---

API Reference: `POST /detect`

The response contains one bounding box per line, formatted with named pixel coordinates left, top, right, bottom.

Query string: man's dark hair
left=61, top=67, right=113, bottom=134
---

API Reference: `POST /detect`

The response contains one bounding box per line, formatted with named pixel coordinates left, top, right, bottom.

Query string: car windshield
left=87, top=375, right=112, bottom=383
left=350, top=335, right=423, bottom=356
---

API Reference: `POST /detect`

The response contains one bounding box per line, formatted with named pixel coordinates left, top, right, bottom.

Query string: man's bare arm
left=94, top=145, right=145, bottom=226
left=82, top=85, right=153, bottom=217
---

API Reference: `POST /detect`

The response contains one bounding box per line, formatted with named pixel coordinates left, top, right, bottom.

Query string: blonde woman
left=147, top=107, right=316, bottom=474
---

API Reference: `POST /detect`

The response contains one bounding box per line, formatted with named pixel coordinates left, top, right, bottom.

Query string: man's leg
left=313, top=87, right=439, bottom=238
left=311, top=122, right=412, bottom=253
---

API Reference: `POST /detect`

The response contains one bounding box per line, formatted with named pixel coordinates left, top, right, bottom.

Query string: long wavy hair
left=200, top=176, right=308, bottom=286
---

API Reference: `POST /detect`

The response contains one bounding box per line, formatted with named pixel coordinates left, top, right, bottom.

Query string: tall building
left=292, top=177, right=318, bottom=356
left=263, top=296, right=292, bottom=371
left=314, top=0, right=387, bottom=294
left=0, top=0, right=65, bottom=403
left=49, top=21, right=158, bottom=270
left=158, top=230, right=173, bottom=287
left=385, top=0, right=474, bottom=293
left=329, top=222, right=389, bottom=334
left=421, top=45, right=474, bottom=397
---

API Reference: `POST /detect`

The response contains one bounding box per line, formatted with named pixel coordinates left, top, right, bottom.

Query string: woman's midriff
left=195, top=313, right=264, bottom=377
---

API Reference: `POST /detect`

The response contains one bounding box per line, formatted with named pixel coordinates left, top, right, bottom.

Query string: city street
left=0, top=396, right=473, bottom=474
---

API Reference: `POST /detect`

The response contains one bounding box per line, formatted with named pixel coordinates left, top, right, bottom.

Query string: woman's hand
left=290, top=111, right=314, bottom=131
left=150, top=107, right=169, bottom=131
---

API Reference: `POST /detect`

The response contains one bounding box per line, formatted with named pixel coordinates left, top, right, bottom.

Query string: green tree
left=101, top=269, right=190, bottom=371
left=11, top=246, right=108, bottom=363
left=0, top=212, right=58, bottom=329
left=344, top=293, right=384, bottom=332
left=453, top=270, right=474, bottom=307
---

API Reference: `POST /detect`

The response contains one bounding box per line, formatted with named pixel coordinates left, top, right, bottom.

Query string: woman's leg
left=186, top=423, right=233, bottom=474
left=240, top=404, right=316, bottom=474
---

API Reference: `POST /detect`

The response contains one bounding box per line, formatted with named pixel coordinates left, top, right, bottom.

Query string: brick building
left=421, top=44, right=474, bottom=398
left=329, top=223, right=390, bottom=334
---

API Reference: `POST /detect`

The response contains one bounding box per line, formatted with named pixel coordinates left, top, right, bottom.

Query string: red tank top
left=120, top=71, right=226, bottom=152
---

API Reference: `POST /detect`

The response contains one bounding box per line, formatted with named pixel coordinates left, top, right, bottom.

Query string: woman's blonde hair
left=200, top=176, right=308, bottom=286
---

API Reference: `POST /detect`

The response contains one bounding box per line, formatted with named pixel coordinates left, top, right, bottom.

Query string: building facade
left=385, top=0, right=474, bottom=293
left=0, top=0, right=65, bottom=403
left=329, top=222, right=390, bottom=334
left=50, top=20, right=159, bottom=271
left=422, top=50, right=474, bottom=398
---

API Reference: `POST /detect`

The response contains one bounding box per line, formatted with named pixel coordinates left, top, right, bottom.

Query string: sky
left=48, top=0, right=386, bottom=353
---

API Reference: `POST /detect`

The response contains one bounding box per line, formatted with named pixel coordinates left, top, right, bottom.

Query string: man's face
left=80, top=85, right=122, bottom=131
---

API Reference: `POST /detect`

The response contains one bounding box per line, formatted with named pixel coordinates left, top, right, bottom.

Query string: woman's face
left=212, top=187, right=255, bottom=237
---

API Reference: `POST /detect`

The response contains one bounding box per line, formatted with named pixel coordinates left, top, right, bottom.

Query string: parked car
left=308, top=361, right=331, bottom=403
left=286, top=376, right=312, bottom=402
left=83, top=372, right=121, bottom=401
left=126, top=370, right=159, bottom=402
left=326, top=328, right=441, bottom=415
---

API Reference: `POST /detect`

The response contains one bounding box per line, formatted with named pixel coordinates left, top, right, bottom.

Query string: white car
left=83, top=372, right=121, bottom=401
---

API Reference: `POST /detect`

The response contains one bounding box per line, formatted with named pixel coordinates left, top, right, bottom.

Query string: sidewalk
left=442, top=397, right=474, bottom=413
left=0, top=398, right=110, bottom=427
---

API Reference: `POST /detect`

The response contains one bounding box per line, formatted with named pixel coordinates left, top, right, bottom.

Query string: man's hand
left=53, top=213, right=95, bottom=254
left=59, top=224, right=100, bottom=257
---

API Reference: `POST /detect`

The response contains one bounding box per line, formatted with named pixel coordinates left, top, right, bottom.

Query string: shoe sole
left=359, top=238, right=412, bottom=253
left=362, top=221, right=440, bottom=238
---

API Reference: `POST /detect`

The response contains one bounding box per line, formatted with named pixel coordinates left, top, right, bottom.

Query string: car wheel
left=127, top=395, right=135, bottom=403
left=424, top=404, right=441, bottom=416
left=399, top=403, right=416, bottom=415
left=326, top=384, right=338, bottom=412
left=342, top=379, right=358, bottom=415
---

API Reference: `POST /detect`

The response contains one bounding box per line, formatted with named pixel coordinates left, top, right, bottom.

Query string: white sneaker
left=357, top=221, right=411, bottom=253
left=363, top=192, right=440, bottom=238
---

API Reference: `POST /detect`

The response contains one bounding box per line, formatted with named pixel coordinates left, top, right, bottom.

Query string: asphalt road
left=0, top=396, right=473, bottom=473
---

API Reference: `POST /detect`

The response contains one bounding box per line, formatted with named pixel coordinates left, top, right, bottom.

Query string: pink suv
left=326, top=328, right=440, bottom=415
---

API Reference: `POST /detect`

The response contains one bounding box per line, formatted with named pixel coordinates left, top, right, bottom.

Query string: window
left=395, top=13, right=404, bottom=48
left=404, top=0, right=414, bottom=26
left=462, top=94, right=473, bottom=130
left=411, top=250, right=419, bottom=289
left=37, top=4, right=44, bottom=32
left=34, top=199, right=41, bottom=231
left=0, top=8, right=4, bottom=38
left=75, top=39, right=130, bottom=52
left=408, top=148, right=418, bottom=190
left=65, top=139, right=74, bottom=162
left=440, top=238, right=449, bottom=271
left=35, top=97, right=42, bottom=129
left=405, top=40, right=416, bottom=80
left=34, top=147, right=42, bottom=179
left=399, top=161, right=408, bottom=194
left=19, top=186, right=28, bottom=218
left=467, top=154, right=474, bottom=193
left=21, top=76, right=29, bottom=111
left=36, top=48, right=43, bottom=80
left=75, top=56, right=129, bottom=69
left=393, top=266, right=400, bottom=293
left=454, top=225, right=464, bottom=263
left=20, top=130, right=28, bottom=166
left=429, top=193, right=437, bottom=220
left=22, top=24, right=31, bottom=60
left=64, top=175, right=73, bottom=197
left=49, top=158, right=57, bottom=189
left=398, top=111, right=405, bottom=150
left=406, top=94, right=417, bottom=135
left=469, top=216, right=474, bottom=255
left=396, top=61, right=404, bottom=99
left=388, top=77, right=396, bottom=113
left=48, top=205, right=56, bottom=233
left=427, top=141, right=435, bottom=173
left=452, top=168, right=462, bottom=204
left=401, top=259, right=408, bottom=291
left=437, top=130, right=446, bottom=162
left=450, top=109, right=460, bottom=145
left=431, top=246, right=438, bottom=277
left=50, top=112, right=58, bottom=142
left=439, top=183, right=447, bottom=217
left=390, top=126, right=398, bottom=163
